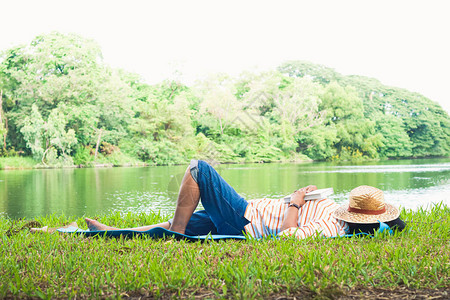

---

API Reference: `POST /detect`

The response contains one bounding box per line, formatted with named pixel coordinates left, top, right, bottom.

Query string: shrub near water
left=1, top=205, right=449, bottom=299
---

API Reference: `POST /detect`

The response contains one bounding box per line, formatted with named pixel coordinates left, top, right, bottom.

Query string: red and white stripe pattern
left=244, top=198, right=348, bottom=239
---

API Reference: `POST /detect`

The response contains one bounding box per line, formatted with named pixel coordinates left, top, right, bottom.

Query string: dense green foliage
left=1, top=204, right=449, bottom=298
left=1, top=33, right=449, bottom=166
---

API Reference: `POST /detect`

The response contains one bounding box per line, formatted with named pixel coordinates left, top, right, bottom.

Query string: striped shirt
left=243, top=197, right=348, bottom=239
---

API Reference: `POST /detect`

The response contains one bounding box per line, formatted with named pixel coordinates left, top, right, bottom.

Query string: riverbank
left=0, top=156, right=149, bottom=170
left=1, top=204, right=448, bottom=299
left=0, top=157, right=38, bottom=169
left=3, top=154, right=449, bottom=171
left=0, top=155, right=313, bottom=170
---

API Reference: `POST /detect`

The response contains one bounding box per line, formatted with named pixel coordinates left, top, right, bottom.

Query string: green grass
left=1, top=205, right=449, bottom=299
left=0, top=157, right=37, bottom=169
left=0, top=153, right=147, bottom=170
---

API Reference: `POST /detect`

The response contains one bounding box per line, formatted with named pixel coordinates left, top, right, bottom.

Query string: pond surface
left=1, top=158, right=450, bottom=219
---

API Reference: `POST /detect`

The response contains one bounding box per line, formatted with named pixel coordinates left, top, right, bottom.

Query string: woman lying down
left=32, top=160, right=405, bottom=238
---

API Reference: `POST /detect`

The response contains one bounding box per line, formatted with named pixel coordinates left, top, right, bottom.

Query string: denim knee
left=189, top=159, right=199, bottom=184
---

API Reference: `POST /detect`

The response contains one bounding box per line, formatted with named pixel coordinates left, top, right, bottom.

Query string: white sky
left=1, top=0, right=449, bottom=113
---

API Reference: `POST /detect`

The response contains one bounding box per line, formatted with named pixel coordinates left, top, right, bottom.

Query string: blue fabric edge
left=57, top=226, right=246, bottom=241
left=57, top=221, right=393, bottom=240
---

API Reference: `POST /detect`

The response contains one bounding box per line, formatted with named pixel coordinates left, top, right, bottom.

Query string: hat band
left=347, top=206, right=386, bottom=215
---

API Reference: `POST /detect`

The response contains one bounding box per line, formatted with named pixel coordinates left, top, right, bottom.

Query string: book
left=283, top=188, right=334, bottom=203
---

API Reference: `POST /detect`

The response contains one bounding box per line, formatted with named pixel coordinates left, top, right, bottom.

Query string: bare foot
left=85, top=218, right=118, bottom=231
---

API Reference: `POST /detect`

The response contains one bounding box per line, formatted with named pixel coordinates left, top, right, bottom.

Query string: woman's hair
left=347, top=217, right=406, bottom=235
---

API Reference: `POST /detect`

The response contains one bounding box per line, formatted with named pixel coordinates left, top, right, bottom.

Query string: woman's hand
left=304, top=185, right=317, bottom=193
left=290, top=185, right=317, bottom=207
left=290, top=188, right=306, bottom=207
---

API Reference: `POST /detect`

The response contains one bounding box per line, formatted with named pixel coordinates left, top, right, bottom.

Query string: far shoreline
left=1, top=155, right=450, bottom=171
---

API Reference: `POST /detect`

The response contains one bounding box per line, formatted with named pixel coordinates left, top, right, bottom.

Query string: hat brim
left=332, top=203, right=400, bottom=224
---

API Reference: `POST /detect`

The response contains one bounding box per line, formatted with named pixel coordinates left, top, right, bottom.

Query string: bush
left=73, top=146, right=94, bottom=165
left=0, top=147, right=23, bottom=158
left=100, top=142, right=120, bottom=155
left=40, top=148, right=74, bottom=167
left=134, top=138, right=186, bottom=165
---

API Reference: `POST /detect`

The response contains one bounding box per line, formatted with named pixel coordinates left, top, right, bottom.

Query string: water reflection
left=1, top=158, right=450, bottom=219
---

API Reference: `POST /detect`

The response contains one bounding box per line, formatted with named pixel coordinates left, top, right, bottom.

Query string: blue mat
left=57, top=221, right=393, bottom=241
left=57, top=226, right=246, bottom=241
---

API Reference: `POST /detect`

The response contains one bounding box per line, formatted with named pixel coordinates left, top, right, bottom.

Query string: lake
left=1, top=158, right=450, bottom=219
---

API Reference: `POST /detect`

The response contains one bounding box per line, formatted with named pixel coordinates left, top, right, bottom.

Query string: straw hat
left=333, top=185, right=399, bottom=224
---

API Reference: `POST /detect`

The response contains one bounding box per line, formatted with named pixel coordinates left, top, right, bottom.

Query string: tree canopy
left=1, top=33, right=449, bottom=166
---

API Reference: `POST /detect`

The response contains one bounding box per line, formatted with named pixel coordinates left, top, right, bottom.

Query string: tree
left=337, top=72, right=450, bottom=157
left=20, top=104, right=77, bottom=164
left=0, top=38, right=449, bottom=165
left=0, top=89, right=6, bottom=150
left=319, top=82, right=382, bottom=160
left=271, top=77, right=325, bottom=133
left=0, top=32, right=137, bottom=163
left=195, top=74, right=244, bottom=136
left=126, top=81, right=194, bottom=165
left=297, top=125, right=338, bottom=160
left=278, top=60, right=342, bottom=85
left=375, top=114, right=413, bottom=158
left=241, top=72, right=325, bottom=155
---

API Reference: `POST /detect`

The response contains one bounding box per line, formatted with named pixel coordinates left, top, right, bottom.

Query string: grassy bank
left=0, top=154, right=311, bottom=170
left=0, top=157, right=38, bottom=169
left=1, top=205, right=449, bottom=299
left=0, top=154, right=148, bottom=170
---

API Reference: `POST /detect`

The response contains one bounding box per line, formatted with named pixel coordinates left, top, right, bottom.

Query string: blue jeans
left=170, top=160, right=249, bottom=236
